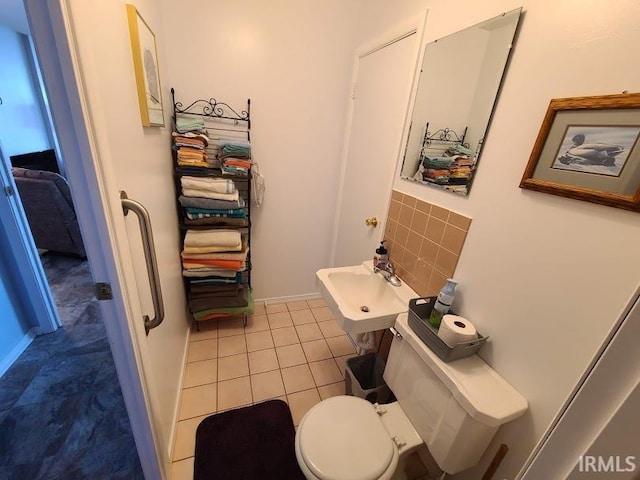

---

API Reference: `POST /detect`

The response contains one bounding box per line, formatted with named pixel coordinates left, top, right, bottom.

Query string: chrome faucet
left=373, top=260, right=402, bottom=286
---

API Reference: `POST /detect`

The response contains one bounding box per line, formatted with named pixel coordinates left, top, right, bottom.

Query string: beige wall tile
left=399, top=203, right=414, bottom=226
left=184, top=359, right=217, bottom=388
left=388, top=199, right=401, bottom=221
left=251, top=370, right=285, bottom=402
left=424, top=217, right=446, bottom=244
left=217, top=353, right=249, bottom=381
left=395, top=224, right=410, bottom=247
left=390, top=190, right=404, bottom=203
left=415, top=199, right=432, bottom=215
left=435, top=248, right=458, bottom=278
left=402, top=194, right=417, bottom=208
left=271, top=326, right=300, bottom=347
left=410, top=210, right=429, bottom=236
left=248, top=349, right=279, bottom=374
left=414, top=260, right=433, bottom=287
left=384, top=218, right=398, bottom=240
left=448, top=211, right=472, bottom=231
left=430, top=204, right=450, bottom=222
left=428, top=269, right=448, bottom=296
left=405, top=231, right=423, bottom=256
left=419, top=239, right=438, bottom=264
left=217, top=376, right=252, bottom=411
left=281, top=364, right=316, bottom=394
left=442, top=224, right=467, bottom=255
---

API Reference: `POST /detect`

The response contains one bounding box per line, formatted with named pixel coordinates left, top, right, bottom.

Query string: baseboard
left=0, top=328, right=37, bottom=377
left=255, top=292, right=322, bottom=305
left=166, top=324, right=191, bottom=464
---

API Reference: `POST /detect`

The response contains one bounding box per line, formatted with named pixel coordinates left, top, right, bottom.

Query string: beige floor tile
left=309, top=359, right=343, bottom=386
left=217, top=334, right=247, bottom=357
left=271, top=326, right=299, bottom=347
left=275, top=343, right=307, bottom=368
left=318, top=381, right=346, bottom=400
left=318, top=319, right=345, bottom=338
left=217, top=376, right=252, bottom=411
left=244, top=313, right=269, bottom=333
left=183, top=359, right=217, bottom=388
left=306, top=298, right=326, bottom=308
left=173, top=415, right=209, bottom=461
left=334, top=354, right=357, bottom=378
left=253, top=302, right=267, bottom=315
left=281, top=364, right=316, bottom=394
left=295, top=323, right=323, bottom=342
left=170, top=457, right=194, bottom=480
left=217, top=353, right=249, bottom=381
left=311, top=306, right=335, bottom=321
left=246, top=330, right=274, bottom=352
left=187, top=338, right=218, bottom=362
left=267, top=311, right=294, bottom=329
left=326, top=336, right=356, bottom=357
left=217, top=317, right=246, bottom=338
left=286, top=300, right=309, bottom=311
left=266, top=303, right=288, bottom=314
left=248, top=348, right=279, bottom=374
left=189, top=322, right=217, bottom=342
left=301, top=339, right=332, bottom=362
left=290, top=309, right=316, bottom=325
left=287, top=388, right=321, bottom=426
left=251, top=370, right=285, bottom=402
left=179, top=383, right=217, bottom=420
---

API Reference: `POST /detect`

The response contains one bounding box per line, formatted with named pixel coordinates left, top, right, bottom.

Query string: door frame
left=329, top=13, right=428, bottom=267
left=24, top=0, right=165, bottom=477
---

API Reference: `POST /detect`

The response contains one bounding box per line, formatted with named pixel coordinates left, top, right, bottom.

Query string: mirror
left=400, top=8, right=522, bottom=195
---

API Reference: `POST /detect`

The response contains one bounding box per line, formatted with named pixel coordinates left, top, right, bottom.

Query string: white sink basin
left=316, top=261, right=418, bottom=334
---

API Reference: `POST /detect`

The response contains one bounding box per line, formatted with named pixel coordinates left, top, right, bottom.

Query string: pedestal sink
left=316, top=261, right=418, bottom=334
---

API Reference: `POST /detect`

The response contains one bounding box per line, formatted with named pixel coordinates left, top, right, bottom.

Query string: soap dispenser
left=374, top=241, right=388, bottom=268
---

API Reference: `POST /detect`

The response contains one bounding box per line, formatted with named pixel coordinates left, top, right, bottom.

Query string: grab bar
left=121, top=191, right=165, bottom=334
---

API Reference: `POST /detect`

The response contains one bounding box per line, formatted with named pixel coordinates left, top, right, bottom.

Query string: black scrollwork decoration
left=171, top=88, right=249, bottom=124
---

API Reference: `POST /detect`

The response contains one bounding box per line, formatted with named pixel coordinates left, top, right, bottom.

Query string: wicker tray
left=408, top=297, right=488, bottom=362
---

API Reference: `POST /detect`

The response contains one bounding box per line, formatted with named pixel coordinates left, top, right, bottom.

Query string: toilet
left=295, top=313, right=528, bottom=479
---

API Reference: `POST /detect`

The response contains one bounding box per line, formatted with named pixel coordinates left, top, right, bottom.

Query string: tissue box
left=408, top=297, right=488, bottom=362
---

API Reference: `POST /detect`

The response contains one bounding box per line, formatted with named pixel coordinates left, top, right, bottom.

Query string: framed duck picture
left=520, top=93, right=640, bottom=212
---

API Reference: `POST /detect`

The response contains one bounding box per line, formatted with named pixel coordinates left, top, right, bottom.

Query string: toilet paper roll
left=437, top=315, right=477, bottom=347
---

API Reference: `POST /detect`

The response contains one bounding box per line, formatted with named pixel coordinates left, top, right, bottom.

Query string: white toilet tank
left=384, top=313, right=527, bottom=474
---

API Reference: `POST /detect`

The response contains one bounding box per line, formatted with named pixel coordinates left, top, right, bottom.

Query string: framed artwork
left=126, top=4, right=164, bottom=127
left=520, top=93, right=640, bottom=212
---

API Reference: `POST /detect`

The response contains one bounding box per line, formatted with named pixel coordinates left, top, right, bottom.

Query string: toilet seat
left=295, top=395, right=398, bottom=480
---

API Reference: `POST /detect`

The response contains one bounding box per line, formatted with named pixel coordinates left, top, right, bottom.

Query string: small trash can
left=345, top=352, right=392, bottom=404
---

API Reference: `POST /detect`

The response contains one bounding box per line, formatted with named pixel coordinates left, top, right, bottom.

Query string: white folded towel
left=182, top=268, right=239, bottom=278
left=182, top=188, right=239, bottom=202
left=184, top=229, right=242, bottom=248
left=181, top=176, right=237, bottom=194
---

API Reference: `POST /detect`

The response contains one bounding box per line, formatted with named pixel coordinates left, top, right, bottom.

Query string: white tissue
left=437, top=315, right=477, bottom=347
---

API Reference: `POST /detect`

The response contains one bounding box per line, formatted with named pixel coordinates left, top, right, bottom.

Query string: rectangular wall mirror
left=400, top=8, right=522, bottom=196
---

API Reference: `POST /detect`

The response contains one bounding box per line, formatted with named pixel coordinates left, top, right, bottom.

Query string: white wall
left=391, top=1, right=640, bottom=478
left=160, top=0, right=362, bottom=300
left=65, top=0, right=189, bottom=459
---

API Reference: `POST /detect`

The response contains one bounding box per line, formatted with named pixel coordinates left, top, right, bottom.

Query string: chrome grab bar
left=121, top=191, right=165, bottom=334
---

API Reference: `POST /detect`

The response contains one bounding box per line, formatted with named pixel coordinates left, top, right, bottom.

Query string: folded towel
left=176, top=116, right=205, bottom=133
left=172, top=131, right=209, bottom=146
left=180, top=176, right=236, bottom=194
left=184, top=229, right=241, bottom=248
left=182, top=188, right=239, bottom=202
left=190, top=283, right=241, bottom=294
left=183, top=259, right=245, bottom=271
left=179, top=195, right=244, bottom=210
left=218, top=138, right=251, bottom=148
left=183, top=243, right=243, bottom=254
left=183, top=246, right=248, bottom=262
left=183, top=268, right=240, bottom=277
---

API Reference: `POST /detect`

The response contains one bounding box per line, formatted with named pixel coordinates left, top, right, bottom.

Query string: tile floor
left=170, top=298, right=356, bottom=479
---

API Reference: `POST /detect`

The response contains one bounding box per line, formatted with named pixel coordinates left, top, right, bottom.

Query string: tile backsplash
left=384, top=190, right=472, bottom=297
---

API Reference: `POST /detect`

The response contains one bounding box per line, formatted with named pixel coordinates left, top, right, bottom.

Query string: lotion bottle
left=429, top=279, right=457, bottom=329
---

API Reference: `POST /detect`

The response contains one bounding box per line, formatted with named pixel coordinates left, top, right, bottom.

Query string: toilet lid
left=298, top=396, right=394, bottom=480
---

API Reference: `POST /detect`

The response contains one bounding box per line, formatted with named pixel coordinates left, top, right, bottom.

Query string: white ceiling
left=0, top=0, right=29, bottom=34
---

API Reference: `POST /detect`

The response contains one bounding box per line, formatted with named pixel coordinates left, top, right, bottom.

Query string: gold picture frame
left=126, top=4, right=164, bottom=127
left=520, top=93, right=640, bottom=212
